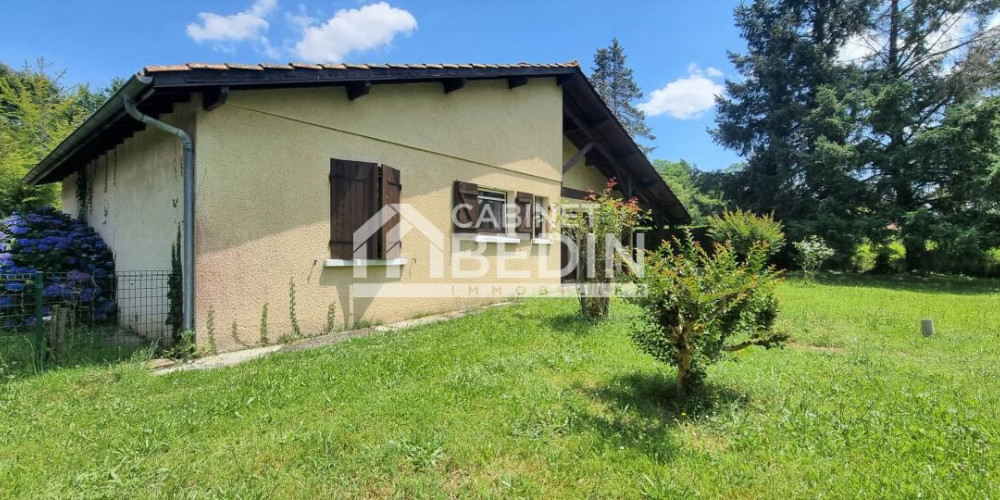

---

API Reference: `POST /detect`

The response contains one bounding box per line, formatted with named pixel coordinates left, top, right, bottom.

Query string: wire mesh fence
left=0, top=270, right=174, bottom=377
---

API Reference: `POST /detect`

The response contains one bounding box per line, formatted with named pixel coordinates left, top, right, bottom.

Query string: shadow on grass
left=590, top=371, right=750, bottom=420
left=546, top=312, right=604, bottom=336
left=567, top=371, right=750, bottom=459
left=798, top=272, right=1000, bottom=296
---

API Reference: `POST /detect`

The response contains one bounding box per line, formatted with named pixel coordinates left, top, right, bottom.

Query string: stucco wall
left=194, top=79, right=564, bottom=350
left=561, top=136, right=611, bottom=193
left=60, top=101, right=191, bottom=337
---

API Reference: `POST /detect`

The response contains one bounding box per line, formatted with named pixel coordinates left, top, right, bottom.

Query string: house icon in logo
left=351, top=204, right=445, bottom=278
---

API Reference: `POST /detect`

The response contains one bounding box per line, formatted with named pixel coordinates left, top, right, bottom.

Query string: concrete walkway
left=153, top=302, right=509, bottom=375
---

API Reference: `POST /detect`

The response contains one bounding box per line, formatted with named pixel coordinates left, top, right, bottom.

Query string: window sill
left=324, top=258, right=408, bottom=267
left=531, top=238, right=553, bottom=245
left=471, top=234, right=523, bottom=244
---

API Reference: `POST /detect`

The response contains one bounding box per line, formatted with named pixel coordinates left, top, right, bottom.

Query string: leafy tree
left=630, top=235, right=787, bottom=395
left=653, top=159, right=726, bottom=224
left=591, top=38, right=656, bottom=154
left=713, top=0, right=1000, bottom=272
left=850, top=0, right=1000, bottom=269
left=712, top=0, right=878, bottom=261
left=0, top=59, right=119, bottom=216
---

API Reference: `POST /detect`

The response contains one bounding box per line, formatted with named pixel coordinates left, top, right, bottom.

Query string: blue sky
left=1, top=0, right=746, bottom=169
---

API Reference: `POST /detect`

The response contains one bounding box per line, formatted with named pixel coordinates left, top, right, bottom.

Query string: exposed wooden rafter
left=563, top=104, right=630, bottom=187
left=346, top=81, right=371, bottom=101
left=562, top=142, right=594, bottom=174
left=202, top=85, right=230, bottom=111
left=442, top=78, right=466, bottom=94
left=507, top=76, right=528, bottom=89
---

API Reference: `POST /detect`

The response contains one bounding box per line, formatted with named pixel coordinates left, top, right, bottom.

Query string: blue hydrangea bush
left=0, top=207, right=117, bottom=327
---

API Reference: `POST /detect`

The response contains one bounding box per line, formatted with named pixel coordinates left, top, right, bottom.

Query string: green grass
left=1, top=275, right=998, bottom=497
left=0, top=327, right=154, bottom=378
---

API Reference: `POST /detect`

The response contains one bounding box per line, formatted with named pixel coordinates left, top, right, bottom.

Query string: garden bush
left=0, top=207, right=116, bottom=326
left=794, top=235, right=835, bottom=280
left=629, top=234, right=787, bottom=395
left=707, top=209, right=785, bottom=258
left=560, top=179, right=647, bottom=320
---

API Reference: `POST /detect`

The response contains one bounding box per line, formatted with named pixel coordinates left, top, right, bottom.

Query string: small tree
left=560, top=179, right=648, bottom=320
left=629, top=235, right=787, bottom=395
left=707, top=209, right=785, bottom=258
left=794, top=235, right=835, bottom=281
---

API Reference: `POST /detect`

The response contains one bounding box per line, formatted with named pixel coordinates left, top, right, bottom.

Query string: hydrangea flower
left=0, top=208, right=117, bottom=327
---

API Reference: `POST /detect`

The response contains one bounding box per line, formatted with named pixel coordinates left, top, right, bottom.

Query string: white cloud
left=293, top=2, right=417, bottom=62
left=838, top=12, right=990, bottom=66
left=639, top=64, right=724, bottom=120
left=286, top=4, right=315, bottom=32
left=837, top=34, right=880, bottom=64
left=187, top=0, right=276, bottom=42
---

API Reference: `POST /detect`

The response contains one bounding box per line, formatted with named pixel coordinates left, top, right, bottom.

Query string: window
left=533, top=196, right=549, bottom=237
left=329, top=159, right=401, bottom=260
left=476, top=189, right=506, bottom=234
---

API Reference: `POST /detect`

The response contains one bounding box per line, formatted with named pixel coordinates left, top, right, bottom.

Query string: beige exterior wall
left=60, top=101, right=193, bottom=338
left=194, top=79, right=565, bottom=350
left=561, top=136, right=611, bottom=193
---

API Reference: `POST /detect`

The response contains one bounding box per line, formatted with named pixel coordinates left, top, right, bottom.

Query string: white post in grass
left=921, top=319, right=934, bottom=337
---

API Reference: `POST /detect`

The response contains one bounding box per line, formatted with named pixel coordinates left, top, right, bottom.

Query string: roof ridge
left=143, top=60, right=579, bottom=74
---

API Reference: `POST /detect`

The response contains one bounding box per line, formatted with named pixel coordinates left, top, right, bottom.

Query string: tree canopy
left=0, top=60, right=120, bottom=216
left=713, top=0, right=1000, bottom=271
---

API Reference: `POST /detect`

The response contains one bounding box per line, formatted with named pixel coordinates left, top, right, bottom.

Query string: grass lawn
left=1, top=275, right=998, bottom=497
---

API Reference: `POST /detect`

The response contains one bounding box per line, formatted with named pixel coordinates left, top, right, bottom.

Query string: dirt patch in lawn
left=789, top=341, right=848, bottom=354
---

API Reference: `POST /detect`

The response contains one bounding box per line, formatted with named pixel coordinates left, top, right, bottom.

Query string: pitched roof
left=25, top=61, right=689, bottom=224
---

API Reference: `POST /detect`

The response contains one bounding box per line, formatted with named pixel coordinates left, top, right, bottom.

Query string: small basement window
left=476, top=189, right=507, bottom=234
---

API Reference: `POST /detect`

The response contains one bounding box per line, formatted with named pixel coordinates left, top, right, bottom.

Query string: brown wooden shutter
left=453, top=181, right=478, bottom=233
left=515, top=192, right=533, bottom=236
left=330, top=159, right=379, bottom=259
left=380, top=165, right=402, bottom=259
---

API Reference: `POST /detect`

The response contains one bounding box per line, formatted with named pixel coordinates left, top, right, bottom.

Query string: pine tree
left=712, top=0, right=876, bottom=260
left=591, top=38, right=656, bottom=154
left=851, top=0, right=1000, bottom=269
left=713, top=0, right=1000, bottom=270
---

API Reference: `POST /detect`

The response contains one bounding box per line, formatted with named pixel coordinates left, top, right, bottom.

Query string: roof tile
left=260, top=63, right=294, bottom=70
left=290, top=62, right=322, bottom=70
left=225, top=63, right=264, bottom=71
left=187, top=63, right=228, bottom=70
left=144, top=64, right=191, bottom=73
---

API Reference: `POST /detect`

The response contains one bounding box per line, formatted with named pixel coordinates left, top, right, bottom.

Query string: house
left=25, top=61, right=690, bottom=351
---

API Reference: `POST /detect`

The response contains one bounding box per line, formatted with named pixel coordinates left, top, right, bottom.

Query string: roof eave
left=24, top=75, right=152, bottom=186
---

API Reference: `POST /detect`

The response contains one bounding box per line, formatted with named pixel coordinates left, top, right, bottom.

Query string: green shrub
left=629, top=235, right=788, bottom=395
left=872, top=240, right=906, bottom=274
left=559, top=179, right=648, bottom=321
left=794, top=236, right=835, bottom=280
left=707, top=209, right=785, bottom=258
left=984, top=248, right=1000, bottom=277
left=851, top=240, right=877, bottom=272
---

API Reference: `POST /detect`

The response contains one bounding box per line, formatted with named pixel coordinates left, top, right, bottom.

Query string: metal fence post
left=33, top=271, right=44, bottom=371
